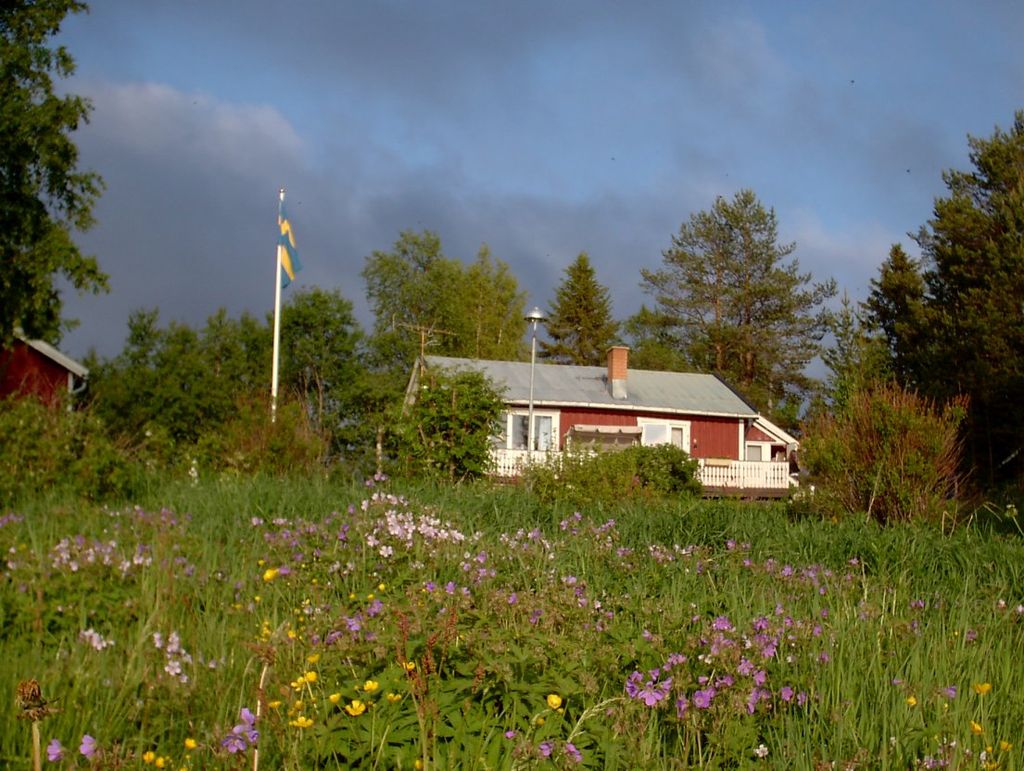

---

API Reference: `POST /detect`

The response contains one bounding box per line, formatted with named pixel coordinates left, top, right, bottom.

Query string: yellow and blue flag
left=277, top=200, right=302, bottom=288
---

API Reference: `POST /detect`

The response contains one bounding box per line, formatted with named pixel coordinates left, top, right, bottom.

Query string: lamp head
left=525, top=306, right=546, bottom=324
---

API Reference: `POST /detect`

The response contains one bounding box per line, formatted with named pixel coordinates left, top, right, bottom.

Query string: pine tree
left=539, top=252, right=619, bottom=365
left=640, top=190, right=835, bottom=416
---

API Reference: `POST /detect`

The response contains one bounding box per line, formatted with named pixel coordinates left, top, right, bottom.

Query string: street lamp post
left=525, top=306, right=545, bottom=457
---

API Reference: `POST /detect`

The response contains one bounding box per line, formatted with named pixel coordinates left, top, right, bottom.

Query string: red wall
left=557, top=407, right=742, bottom=460
left=0, top=343, right=68, bottom=404
left=746, top=425, right=775, bottom=442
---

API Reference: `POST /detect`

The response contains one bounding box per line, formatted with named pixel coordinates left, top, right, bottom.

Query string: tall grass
left=1, top=477, right=1022, bottom=768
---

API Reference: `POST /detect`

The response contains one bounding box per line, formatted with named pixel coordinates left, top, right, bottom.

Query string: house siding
left=556, top=407, right=742, bottom=459
left=0, top=343, right=68, bottom=404
left=746, top=425, right=775, bottom=442
left=691, top=416, right=743, bottom=459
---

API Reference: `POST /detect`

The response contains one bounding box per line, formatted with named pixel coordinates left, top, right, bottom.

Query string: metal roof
left=424, top=356, right=758, bottom=419
left=19, top=336, right=89, bottom=378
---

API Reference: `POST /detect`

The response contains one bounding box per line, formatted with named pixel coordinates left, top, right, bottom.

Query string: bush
left=392, top=368, right=505, bottom=483
left=800, top=383, right=967, bottom=525
left=522, top=443, right=702, bottom=507
left=0, top=396, right=144, bottom=505
left=193, top=396, right=328, bottom=477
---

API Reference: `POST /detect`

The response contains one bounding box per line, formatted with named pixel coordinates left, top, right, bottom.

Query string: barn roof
left=423, top=355, right=758, bottom=419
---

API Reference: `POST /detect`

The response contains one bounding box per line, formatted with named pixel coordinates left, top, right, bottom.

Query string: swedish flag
left=278, top=200, right=302, bottom=288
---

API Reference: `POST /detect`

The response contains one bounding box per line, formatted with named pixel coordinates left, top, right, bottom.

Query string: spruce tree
left=866, top=112, right=1024, bottom=484
left=539, top=252, right=619, bottom=365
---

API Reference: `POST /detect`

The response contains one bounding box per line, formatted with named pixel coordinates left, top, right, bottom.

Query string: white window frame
left=636, top=417, right=691, bottom=452
left=745, top=442, right=779, bottom=461
left=503, top=409, right=560, bottom=452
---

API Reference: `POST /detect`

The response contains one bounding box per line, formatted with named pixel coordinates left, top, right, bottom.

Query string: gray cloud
left=54, top=0, right=1024, bottom=365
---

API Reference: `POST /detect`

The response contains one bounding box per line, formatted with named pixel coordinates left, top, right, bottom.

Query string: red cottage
left=414, top=347, right=799, bottom=495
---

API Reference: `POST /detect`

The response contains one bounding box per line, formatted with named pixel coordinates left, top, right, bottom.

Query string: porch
left=489, top=449, right=797, bottom=495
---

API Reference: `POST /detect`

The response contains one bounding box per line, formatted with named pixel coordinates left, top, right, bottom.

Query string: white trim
left=636, top=416, right=691, bottom=451
left=745, top=441, right=773, bottom=462
left=499, top=408, right=561, bottom=452
left=752, top=415, right=799, bottom=447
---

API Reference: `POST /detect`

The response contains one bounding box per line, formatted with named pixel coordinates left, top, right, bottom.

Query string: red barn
left=414, top=347, right=799, bottom=494
left=0, top=337, right=89, bottom=405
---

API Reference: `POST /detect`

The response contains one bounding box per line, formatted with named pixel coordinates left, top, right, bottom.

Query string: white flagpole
left=270, top=188, right=285, bottom=423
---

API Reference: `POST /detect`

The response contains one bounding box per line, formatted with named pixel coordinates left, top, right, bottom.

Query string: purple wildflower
left=692, top=687, right=716, bottom=709
left=222, top=707, right=259, bottom=752
left=779, top=686, right=794, bottom=702
left=564, top=742, right=583, bottom=763
left=675, top=696, right=689, bottom=718
left=539, top=741, right=554, bottom=758
left=504, top=730, right=517, bottom=739
left=941, top=685, right=957, bottom=699
left=79, top=735, right=98, bottom=758
left=711, top=615, right=734, bottom=632
left=47, top=739, right=65, bottom=762
left=221, top=734, right=247, bottom=754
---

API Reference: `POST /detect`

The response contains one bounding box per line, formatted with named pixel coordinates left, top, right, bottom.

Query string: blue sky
left=54, top=0, right=1024, bottom=359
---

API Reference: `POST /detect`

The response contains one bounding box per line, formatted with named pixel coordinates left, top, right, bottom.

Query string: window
left=744, top=442, right=773, bottom=462
left=637, top=418, right=690, bottom=451
left=504, top=411, right=559, bottom=451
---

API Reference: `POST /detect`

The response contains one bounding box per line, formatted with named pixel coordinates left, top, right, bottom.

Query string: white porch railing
left=696, top=459, right=796, bottom=490
left=491, top=448, right=553, bottom=478
left=490, top=449, right=796, bottom=490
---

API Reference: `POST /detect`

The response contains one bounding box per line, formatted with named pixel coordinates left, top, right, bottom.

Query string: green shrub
left=392, top=368, right=505, bottom=482
left=800, top=383, right=967, bottom=525
left=0, top=396, right=144, bottom=505
left=522, top=443, right=701, bottom=506
left=193, top=396, right=328, bottom=477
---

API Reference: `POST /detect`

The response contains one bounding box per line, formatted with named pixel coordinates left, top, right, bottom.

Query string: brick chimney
left=607, top=346, right=629, bottom=399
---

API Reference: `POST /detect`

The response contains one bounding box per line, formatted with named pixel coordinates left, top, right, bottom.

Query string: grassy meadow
left=2, top=476, right=1023, bottom=769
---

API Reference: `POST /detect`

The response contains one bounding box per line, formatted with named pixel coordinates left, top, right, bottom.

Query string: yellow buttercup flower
left=974, top=682, right=993, bottom=695
left=402, top=661, right=416, bottom=671
left=268, top=700, right=282, bottom=709
left=345, top=699, right=367, bottom=716
left=307, top=653, right=321, bottom=664
left=999, top=740, right=1013, bottom=751
left=546, top=693, right=563, bottom=710
left=263, top=568, right=279, bottom=582
left=154, top=758, right=166, bottom=769
left=329, top=692, right=341, bottom=704
left=905, top=695, right=917, bottom=707
left=184, top=738, right=198, bottom=750
left=387, top=692, right=402, bottom=703
left=289, top=715, right=314, bottom=728
left=142, top=751, right=156, bottom=764
left=304, top=671, right=318, bottom=683
left=363, top=679, right=379, bottom=693
left=971, top=720, right=984, bottom=735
